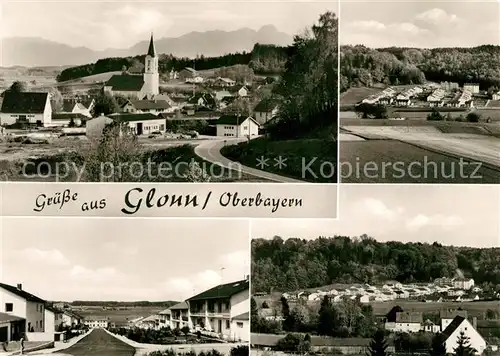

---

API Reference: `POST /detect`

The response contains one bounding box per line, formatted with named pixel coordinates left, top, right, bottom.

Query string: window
left=160, top=124, right=165, bottom=131
left=41, top=321, right=43, bottom=330
left=5, top=303, right=13, bottom=312
left=237, top=322, right=243, bottom=328
left=226, top=320, right=230, bottom=329
left=36, top=321, right=39, bottom=328
left=243, top=126, right=248, bottom=130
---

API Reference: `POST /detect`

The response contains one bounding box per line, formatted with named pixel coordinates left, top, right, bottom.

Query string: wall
left=0, top=289, right=27, bottom=319
left=237, top=118, right=258, bottom=138
left=25, top=331, right=53, bottom=342
left=26, top=302, right=44, bottom=332
left=0, top=113, right=44, bottom=126
left=445, top=320, right=486, bottom=354
left=230, top=289, right=249, bottom=318
left=231, top=319, right=249, bottom=342
left=44, top=310, right=55, bottom=333
left=43, top=95, right=52, bottom=126
left=127, top=119, right=166, bottom=135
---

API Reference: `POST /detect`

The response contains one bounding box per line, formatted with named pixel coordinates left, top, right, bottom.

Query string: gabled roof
left=396, top=311, right=423, bottom=324
left=124, top=99, right=171, bottom=110
left=52, top=113, right=88, bottom=121
left=109, top=113, right=161, bottom=122
left=105, top=74, right=144, bottom=92
left=1, top=91, right=49, bottom=114
left=232, top=312, right=249, bottom=321
left=442, top=316, right=466, bottom=340
left=440, top=309, right=468, bottom=319
left=216, top=114, right=259, bottom=126
left=254, top=98, right=279, bottom=113
left=62, top=99, right=78, bottom=112
left=169, top=301, right=188, bottom=310
left=188, top=279, right=249, bottom=301
left=0, top=282, right=45, bottom=303
left=147, top=33, right=156, bottom=57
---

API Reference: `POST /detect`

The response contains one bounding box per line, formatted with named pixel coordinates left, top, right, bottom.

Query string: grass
left=220, top=137, right=337, bottom=183
left=339, top=140, right=500, bottom=184
left=76, top=306, right=165, bottom=325
left=56, top=329, right=135, bottom=356
left=340, top=88, right=382, bottom=106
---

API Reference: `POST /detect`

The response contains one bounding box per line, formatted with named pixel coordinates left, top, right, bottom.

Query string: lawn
left=220, top=137, right=338, bottom=183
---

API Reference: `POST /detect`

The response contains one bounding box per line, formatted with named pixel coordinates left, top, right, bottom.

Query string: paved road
left=54, top=329, right=135, bottom=356
left=194, top=139, right=305, bottom=183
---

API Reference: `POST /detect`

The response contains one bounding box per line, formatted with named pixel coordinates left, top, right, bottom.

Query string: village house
left=120, top=99, right=174, bottom=115
left=385, top=311, right=423, bottom=333
left=463, top=83, right=480, bottom=94
left=214, top=90, right=232, bottom=101
left=0, top=91, right=52, bottom=127
left=253, top=98, right=279, bottom=125
left=440, top=309, right=468, bottom=331
left=178, top=67, right=198, bottom=82
left=213, top=77, right=236, bottom=88
left=237, top=86, right=249, bottom=97
left=108, top=113, right=166, bottom=136
left=230, top=311, right=249, bottom=342
left=60, top=98, right=95, bottom=118
left=422, top=319, right=441, bottom=333
left=104, top=34, right=159, bottom=99
left=169, top=302, right=189, bottom=330
left=453, top=278, right=475, bottom=290
left=442, top=316, right=485, bottom=355
left=215, top=114, right=259, bottom=138
left=187, top=278, right=249, bottom=342
left=187, top=93, right=217, bottom=111
left=0, top=312, right=25, bottom=343
left=83, top=316, right=109, bottom=329
left=492, top=91, right=500, bottom=100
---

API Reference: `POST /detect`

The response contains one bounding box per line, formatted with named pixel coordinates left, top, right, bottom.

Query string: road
left=54, top=329, right=135, bottom=356
left=194, top=139, right=305, bottom=183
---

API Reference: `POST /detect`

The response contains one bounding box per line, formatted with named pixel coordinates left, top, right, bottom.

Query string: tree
left=8, top=81, right=27, bottom=93
left=275, top=333, right=302, bottom=352
left=367, top=329, right=389, bottom=356
left=430, top=333, right=447, bottom=356
left=318, top=296, right=336, bottom=336
left=453, top=331, right=477, bottom=356
left=466, top=112, right=480, bottom=123
left=49, top=87, right=64, bottom=112
left=262, top=301, right=270, bottom=309
left=68, top=118, right=76, bottom=128
left=427, top=109, right=443, bottom=121
left=91, top=92, right=119, bottom=117
left=181, top=326, right=190, bottom=336
left=230, top=345, right=249, bottom=356
left=183, top=160, right=211, bottom=182
left=486, top=309, right=497, bottom=320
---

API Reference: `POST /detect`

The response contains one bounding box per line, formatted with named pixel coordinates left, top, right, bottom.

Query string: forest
left=251, top=236, right=500, bottom=293
left=340, top=45, right=500, bottom=93
left=56, top=44, right=288, bottom=82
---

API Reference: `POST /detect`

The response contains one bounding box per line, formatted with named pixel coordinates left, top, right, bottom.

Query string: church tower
left=143, top=33, right=159, bottom=98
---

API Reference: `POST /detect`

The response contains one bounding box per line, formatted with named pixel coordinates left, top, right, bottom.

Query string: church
left=104, top=34, right=159, bottom=100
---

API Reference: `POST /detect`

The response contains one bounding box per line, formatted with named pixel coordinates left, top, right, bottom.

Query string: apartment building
left=84, top=316, right=109, bottom=329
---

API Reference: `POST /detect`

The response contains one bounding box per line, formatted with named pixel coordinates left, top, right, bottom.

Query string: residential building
left=237, top=86, right=249, bottom=97
left=84, top=317, right=109, bottom=329
left=453, top=278, right=475, bottom=290
left=215, top=115, right=259, bottom=138
left=492, top=91, right=500, bottom=100
left=440, top=310, right=468, bottom=331
left=0, top=283, right=45, bottom=334
left=463, top=83, right=480, bottom=94
left=135, top=315, right=158, bottom=329
left=385, top=311, right=423, bottom=333
left=253, top=98, right=279, bottom=125
left=50, top=113, right=87, bottom=127
left=213, top=77, right=236, bottom=87
left=121, top=99, right=174, bottom=115
left=422, top=319, right=440, bottom=333
left=0, top=312, right=25, bottom=342
left=187, top=279, right=249, bottom=342
left=157, top=308, right=172, bottom=330
left=187, top=93, right=217, bottom=110
left=178, top=68, right=198, bottom=81
left=60, top=98, right=94, bottom=118
left=0, top=92, right=52, bottom=127
left=109, top=113, right=166, bottom=135
left=104, top=33, right=159, bottom=99
left=442, top=316, right=485, bottom=355
left=169, top=302, right=189, bottom=330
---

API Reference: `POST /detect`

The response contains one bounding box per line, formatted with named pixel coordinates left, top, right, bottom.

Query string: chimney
left=473, top=317, right=477, bottom=329
left=17, top=284, right=22, bottom=290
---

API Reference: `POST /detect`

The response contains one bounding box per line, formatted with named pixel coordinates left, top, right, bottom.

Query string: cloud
left=112, top=6, right=166, bottom=35
left=69, top=265, right=125, bottom=284
left=344, top=20, right=386, bottom=31
left=15, top=248, right=70, bottom=266
left=415, top=8, right=461, bottom=25
left=406, top=214, right=464, bottom=231
left=362, top=198, right=404, bottom=219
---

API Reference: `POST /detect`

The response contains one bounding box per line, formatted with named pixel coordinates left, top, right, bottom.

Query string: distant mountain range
left=1, top=25, right=293, bottom=68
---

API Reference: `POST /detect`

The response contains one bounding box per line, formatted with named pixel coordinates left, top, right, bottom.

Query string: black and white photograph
left=250, top=184, right=500, bottom=355
left=0, top=219, right=250, bottom=355
left=0, top=0, right=338, bottom=184
left=339, top=1, right=500, bottom=184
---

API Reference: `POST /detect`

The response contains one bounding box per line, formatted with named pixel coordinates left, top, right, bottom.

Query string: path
left=194, top=139, right=305, bottom=183
left=51, top=329, right=135, bottom=356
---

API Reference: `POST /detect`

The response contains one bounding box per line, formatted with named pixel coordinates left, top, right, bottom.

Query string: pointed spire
left=147, top=32, right=156, bottom=57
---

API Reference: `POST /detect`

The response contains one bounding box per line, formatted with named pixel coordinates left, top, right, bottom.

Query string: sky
left=0, top=0, right=337, bottom=50
left=340, top=0, right=500, bottom=48
left=0, top=219, right=250, bottom=302
left=252, top=185, right=500, bottom=248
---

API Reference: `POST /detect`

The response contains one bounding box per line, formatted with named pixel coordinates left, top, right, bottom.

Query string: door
left=218, top=320, right=222, bottom=333
left=136, top=123, right=143, bottom=135
left=0, top=326, right=7, bottom=342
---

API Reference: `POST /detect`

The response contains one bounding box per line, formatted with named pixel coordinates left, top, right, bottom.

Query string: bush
left=466, top=112, right=480, bottom=123
left=262, top=301, right=270, bottom=309
left=230, top=345, right=249, bottom=356
left=275, top=333, right=302, bottom=352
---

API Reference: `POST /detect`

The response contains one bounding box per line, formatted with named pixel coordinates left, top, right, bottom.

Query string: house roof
left=254, top=98, right=279, bottom=113
left=1, top=91, right=49, bottom=114
left=440, top=309, right=468, bottom=319
left=188, top=279, right=249, bottom=301
left=215, top=114, right=259, bottom=126
left=147, top=33, right=156, bottom=57
left=0, top=312, right=25, bottom=323
left=188, top=93, right=216, bottom=107
left=169, top=301, right=188, bottom=310
left=62, top=99, right=78, bottom=112
left=232, top=312, right=249, bottom=321
left=0, top=282, right=46, bottom=303
left=105, top=74, right=144, bottom=92
left=396, top=311, right=423, bottom=324
left=125, top=99, right=171, bottom=110
left=52, top=113, right=88, bottom=121
left=109, top=113, right=161, bottom=122
left=442, top=316, right=466, bottom=340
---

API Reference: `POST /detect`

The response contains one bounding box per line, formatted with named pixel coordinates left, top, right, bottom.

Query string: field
left=73, top=306, right=165, bottom=325
left=340, top=87, right=382, bottom=106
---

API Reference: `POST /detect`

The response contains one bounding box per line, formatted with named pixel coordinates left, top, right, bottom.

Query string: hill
left=251, top=235, right=500, bottom=293
left=2, top=25, right=293, bottom=67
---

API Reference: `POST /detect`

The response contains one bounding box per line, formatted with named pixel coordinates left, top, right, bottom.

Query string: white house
left=0, top=283, right=45, bottom=334
left=121, top=99, right=174, bottom=115
left=187, top=278, right=249, bottom=342
left=463, top=83, right=480, bottom=94
left=492, top=91, right=500, bottom=100
left=453, top=278, right=475, bottom=290
left=215, top=115, right=259, bottom=138
left=0, top=92, right=52, bottom=127
left=230, top=312, right=249, bottom=342
left=422, top=319, right=441, bottom=333
left=104, top=34, right=159, bottom=99
left=84, top=317, right=109, bottom=329
left=61, top=98, right=95, bottom=118
left=237, top=86, right=249, bottom=97
left=442, top=316, right=485, bottom=355
left=109, top=113, right=166, bottom=136
left=386, top=312, right=423, bottom=333
left=253, top=99, right=279, bottom=125
left=441, top=310, right=468, bottom=331
left=169, top=302, right=190, bottom=330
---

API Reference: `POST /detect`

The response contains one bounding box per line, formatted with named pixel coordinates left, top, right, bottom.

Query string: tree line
left=340, top=45, right=500, bottom=93
left=252, top=235, right=500, bottom=293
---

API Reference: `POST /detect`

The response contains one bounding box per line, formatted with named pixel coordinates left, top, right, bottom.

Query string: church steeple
left=147, top=33, right=156, bottom=57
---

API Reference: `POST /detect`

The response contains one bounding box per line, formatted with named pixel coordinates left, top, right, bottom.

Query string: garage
left=0, top=326, right=7, bottom=342
left=0, top=312, right=25, bottom=342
